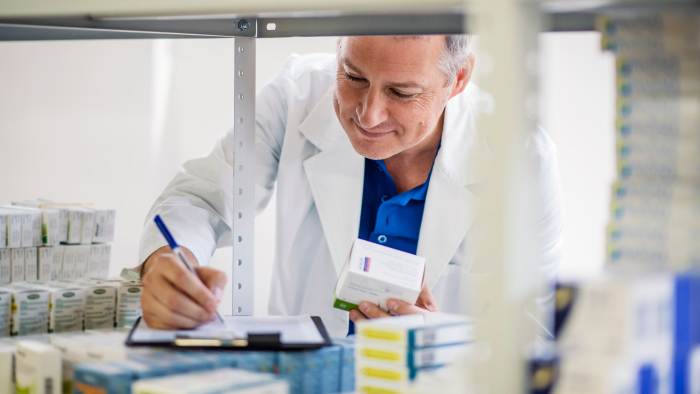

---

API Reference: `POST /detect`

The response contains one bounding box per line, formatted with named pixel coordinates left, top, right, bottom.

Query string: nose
left=357, top=87, right=388, bottom=129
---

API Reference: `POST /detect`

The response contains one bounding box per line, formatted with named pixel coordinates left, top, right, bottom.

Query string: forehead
left=340, top=36, right=445, bottom=77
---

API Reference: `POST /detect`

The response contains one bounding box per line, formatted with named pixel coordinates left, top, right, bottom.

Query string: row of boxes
left=0, top=330, right=357, bottom=394
left=1, top=199, right=116, bottom=248
left=0, top=244, right=112, bottom=284
left=0, top=279, right=143, bottom=337
left=601, top=11, right=700, bottom=271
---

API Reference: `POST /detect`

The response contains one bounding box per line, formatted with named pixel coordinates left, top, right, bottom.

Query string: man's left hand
left=349, top=284, right=440, bottom=322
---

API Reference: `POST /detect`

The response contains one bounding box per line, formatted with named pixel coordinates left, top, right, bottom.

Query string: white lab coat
left=139, top=53, right=564, bottom=338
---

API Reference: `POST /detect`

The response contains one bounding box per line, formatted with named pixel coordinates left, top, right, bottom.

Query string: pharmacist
left=137, top=35, right=565, bottom=338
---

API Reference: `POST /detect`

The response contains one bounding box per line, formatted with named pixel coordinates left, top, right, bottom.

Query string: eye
left=391, top=89, right=415, bottom=100
left=345, top=72, right=365, bottom=83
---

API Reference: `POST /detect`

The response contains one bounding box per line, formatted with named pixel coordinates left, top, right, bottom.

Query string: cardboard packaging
left=27, top=282, right=86, bottom=333
left=0, top=343, right=15, bottom=393
left=73, top=245, right=90, bottom=279
left=132, top=368, right=288, bottom=394
left=0, top=288, right=11, bottom=337
left=24, top=247, right=38, bottom=282
left=37, top=247, right=53, bottom=282
left=15, top=340, right=61, bottom=394
left=74, top=279, right=117, bottom=329
left=51, top=246, right=64, bottom=281
left=333, top=239, right=425, bottom=313
left=100, top=244, right=112, bottom=278
left=13, top=200, right=67, bottom=245
left=61, top=246, right=78, bottom=280
left=11, top=248, right=25, bottom=282
left=0, top=249, right=10, bottom=284
left=0, top=284, right=50, bottom=335
left=0, top=205, right=43, bottom=247
left=87, top=245, right=102, bottom=278
left=0, top=209, right=23, bottom=248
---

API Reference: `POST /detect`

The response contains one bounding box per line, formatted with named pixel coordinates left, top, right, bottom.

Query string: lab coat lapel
left=417, top=87, right=491, bottom=289
left=300, top=87, right=364, bottom=277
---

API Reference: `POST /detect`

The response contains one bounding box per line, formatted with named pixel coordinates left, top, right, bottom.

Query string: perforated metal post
left=232, top=36, right=255, bottom=315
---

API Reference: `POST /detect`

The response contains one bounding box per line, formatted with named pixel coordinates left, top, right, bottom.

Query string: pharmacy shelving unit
left=1, top=1, right=696, bottom=392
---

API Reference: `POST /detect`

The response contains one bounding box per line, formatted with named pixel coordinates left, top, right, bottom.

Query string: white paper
left=130, top=315, right=324, bottom=345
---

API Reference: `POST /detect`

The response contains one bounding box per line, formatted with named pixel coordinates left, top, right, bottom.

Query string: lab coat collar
left=301, top=86, right=364, bottom=277
left=417, top=84, right=493, bottom=289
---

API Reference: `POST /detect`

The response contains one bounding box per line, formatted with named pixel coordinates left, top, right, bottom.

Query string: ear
left=448, top=53, right=475, bottom=99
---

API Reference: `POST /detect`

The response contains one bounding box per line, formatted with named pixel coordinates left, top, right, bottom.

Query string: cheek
left=390, top=101, right=437, bottom=136
left=335, top=81, right=361, bottom=113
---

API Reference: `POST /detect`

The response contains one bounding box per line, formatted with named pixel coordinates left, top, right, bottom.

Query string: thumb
left=415, top=284, right=440, bottom=312
left=194, top=267, right=227, bottom=302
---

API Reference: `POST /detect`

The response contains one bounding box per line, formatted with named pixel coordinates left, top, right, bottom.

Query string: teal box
left=237, top=351, right=278, bottom=374
left=278, top=351, right=307, bottom=394
left=332, top=337, right=356, bottom=393
left=302, top=351, right=323, bottom=394
left=129, top=352, right=209, bottom=374
left=73, top=359, right=161, bottom=394
left=318, top=346, right=342, bottom=394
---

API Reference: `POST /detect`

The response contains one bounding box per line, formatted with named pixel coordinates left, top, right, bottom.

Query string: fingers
left=195, top=267, right=228, bottom=302
left=146, top=272, right=216, bottom=322
left=349, top=309, right=367, bottom=323
left=155, top=254, right=219, bottom=313
left=415, top=284, right=440, bottom=312
left=359, top=301, right=392, bottom=319
left=141, top=290, right=215, bottom=330
left=386, top=299, right=429, bottom=315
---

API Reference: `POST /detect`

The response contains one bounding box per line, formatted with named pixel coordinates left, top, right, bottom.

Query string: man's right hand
left=140, top=246, right=227, bottom=329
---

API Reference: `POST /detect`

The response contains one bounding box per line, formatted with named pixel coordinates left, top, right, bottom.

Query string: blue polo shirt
left=348, top=153, right=436, bottom=335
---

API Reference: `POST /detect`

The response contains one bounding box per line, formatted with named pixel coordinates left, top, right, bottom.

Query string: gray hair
left=439, top=35, right=472, bottom=84
left=336, top=35, right=472, bottom=84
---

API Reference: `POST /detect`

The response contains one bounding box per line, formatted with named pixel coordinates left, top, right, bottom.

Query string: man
left=138, top=35, right=564, bottom=338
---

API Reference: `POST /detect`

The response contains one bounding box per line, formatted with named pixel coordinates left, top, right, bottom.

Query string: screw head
left=238, top=20, right=250, bottom=31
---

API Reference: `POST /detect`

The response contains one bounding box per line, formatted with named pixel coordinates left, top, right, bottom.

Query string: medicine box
left=333, top=238, right=425, bottom=312
left=73, top=359, right=160, bottom=394
left=61, top=246, right=78, bottom=280
left=28, top=282, right=86, bottom=333
left=11, top=248, right=25, bottom=282
left=38, top=247, right=53, bottom=282
left=131, top=368, right=288, bottom=394
left=100, top=244, right=112, bottom=278
left=1, top=209, right=23, bottom=248
left=332, top=337, right=356, bottom=393
left=75, top=279, right=117, bottom=329
left=0, top=284, right=50, bottom=336
left=24, top=247, right=38, bottom=282
left=15, top=340, right=61, bottom=394
left=13, top=200, right=66, bottom=245
left=0, top=249, right=10, bottom=284
left=87, top=245, right=101, bottom=278
left=51, top=245, right=64, bottom=280
left=0, top=288, right=10, bottom=337
left=74, top=245, right=90, bottom=279
left=0, top=343, right=15, bottom=393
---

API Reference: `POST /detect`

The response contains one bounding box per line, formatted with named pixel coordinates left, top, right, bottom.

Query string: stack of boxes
left=0, top=200, right=115, bottom=284
left=1, top=330, right=358, bottom=394
left=601, top=13, right=700, bottom=270
left=353, top=314, right=473, bottom=394
left=554, top=274, right=675, bottom=393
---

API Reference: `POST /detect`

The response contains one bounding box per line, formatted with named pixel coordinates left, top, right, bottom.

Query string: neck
left=383, top=111, right=444, bottom=194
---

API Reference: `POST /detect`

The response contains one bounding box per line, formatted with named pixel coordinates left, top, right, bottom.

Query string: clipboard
left=125, top=315, right=332, bottom=351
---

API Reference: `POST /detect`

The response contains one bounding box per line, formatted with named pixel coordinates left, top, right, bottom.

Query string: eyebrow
left=341, top=57, right=428, bottom=90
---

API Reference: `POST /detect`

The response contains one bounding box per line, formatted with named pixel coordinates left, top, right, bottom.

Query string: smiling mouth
left=354, top=121, right=392, bottom=139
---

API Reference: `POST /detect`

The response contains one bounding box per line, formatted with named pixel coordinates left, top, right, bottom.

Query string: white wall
left=0, top=33, right=612, bottom=316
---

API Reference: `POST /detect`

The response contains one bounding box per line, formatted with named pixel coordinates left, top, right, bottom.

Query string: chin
left=350, top=139, right=397, bottom=161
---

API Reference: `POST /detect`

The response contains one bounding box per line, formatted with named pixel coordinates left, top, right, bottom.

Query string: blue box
left=317, top=346, right=342, bottom=394
left=332, top=337, right=356, bottom=393
left=278, top=351, right=307, bottom=394
left=73, top=359, right=162, bottom=394
left=673, top=272, right=700, bottom=394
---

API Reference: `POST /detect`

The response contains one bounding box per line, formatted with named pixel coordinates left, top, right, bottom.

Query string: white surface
left=131, top=314, right=324, bottom=344
left=0, top=33, right=613, bottom=313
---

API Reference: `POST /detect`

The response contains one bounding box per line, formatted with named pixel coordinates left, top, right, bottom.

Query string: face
left=334, top=36, right=472, bottom=160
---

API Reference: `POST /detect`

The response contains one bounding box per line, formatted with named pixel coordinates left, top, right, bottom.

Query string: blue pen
left=154, top=214, right=226, bottom=326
